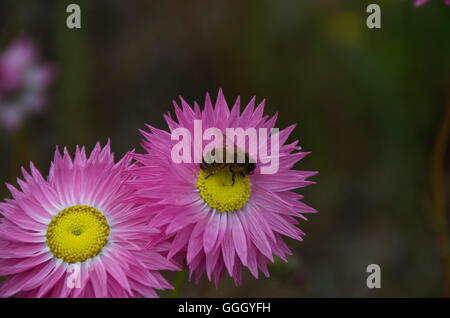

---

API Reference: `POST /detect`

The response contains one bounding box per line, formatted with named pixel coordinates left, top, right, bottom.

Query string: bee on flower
left=128, top=90, right=318, bottom=286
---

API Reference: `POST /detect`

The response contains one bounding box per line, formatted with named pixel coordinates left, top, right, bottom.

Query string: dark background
left=1, top=0, right=450, bottom=297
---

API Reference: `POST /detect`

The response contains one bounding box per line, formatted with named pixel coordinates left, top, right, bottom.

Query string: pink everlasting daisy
left=0, top=142, right=178, bottom=298
left=0, top=37, right=54, bottom=132
left=414, top=0, right=450, bottom=6
left=128, top=90, right=317, bottom=285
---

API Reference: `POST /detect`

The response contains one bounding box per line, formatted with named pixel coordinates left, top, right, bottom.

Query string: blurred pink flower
left=414, top=0, right=450, bottom=6
left=0, top=37, right=55, bottom=132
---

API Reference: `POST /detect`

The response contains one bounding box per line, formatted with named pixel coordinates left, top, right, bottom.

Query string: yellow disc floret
left=197, top=167, right=251, bottom=212
left=46, top=205, right=110, bottom=263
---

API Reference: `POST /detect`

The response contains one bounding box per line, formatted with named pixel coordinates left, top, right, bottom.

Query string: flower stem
left=430, top=89, right=450, bottom=297
left=170, top=269, right=186, bottom=298
left=10, top=126, right=30, bottom=180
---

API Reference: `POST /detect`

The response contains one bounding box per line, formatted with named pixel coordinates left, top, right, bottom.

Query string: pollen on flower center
left=197, top=167, right=251, bottom=212
left=46, top=205, right=110, bottom=263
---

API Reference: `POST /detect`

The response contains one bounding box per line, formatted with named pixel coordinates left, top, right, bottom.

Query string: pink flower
left=414, top=0, right=450, bottom=6
left=128, top=90, right=318, bottom=286
left=0, top=37, right=54, bottom=132
left=0, top=142, right=178, bottom=298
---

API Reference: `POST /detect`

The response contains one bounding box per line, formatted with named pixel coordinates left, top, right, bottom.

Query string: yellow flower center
left=197, top=167, right=251, bottom=212
left=46, top=205, right=110, bottom=263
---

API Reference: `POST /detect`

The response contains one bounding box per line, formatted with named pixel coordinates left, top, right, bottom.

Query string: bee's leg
left=229, top=166, right=236, bottom=186
left=204, top=168, right=215, bottom=179
left=240, top=172, right=245, bottom=178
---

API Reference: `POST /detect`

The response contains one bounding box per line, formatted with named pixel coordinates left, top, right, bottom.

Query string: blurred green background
left=1, top=0, right=450, bottom=297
